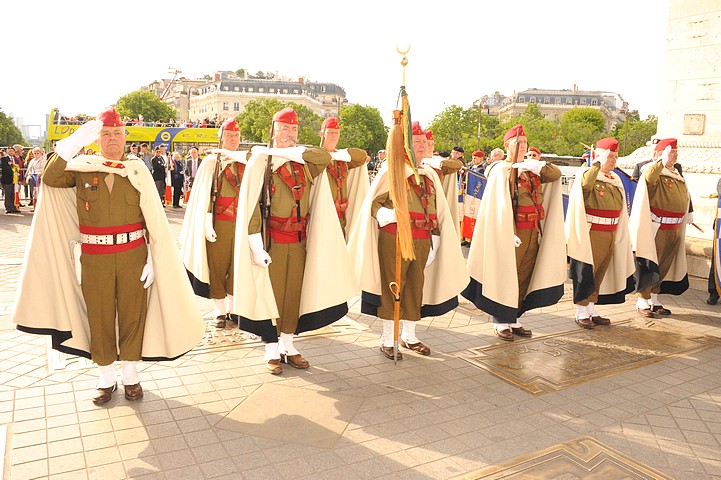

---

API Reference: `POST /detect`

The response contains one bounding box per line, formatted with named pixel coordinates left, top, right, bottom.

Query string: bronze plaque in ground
left=459, top=321, right=721, bottom=394
left=456, top=436, right=673, bottom=479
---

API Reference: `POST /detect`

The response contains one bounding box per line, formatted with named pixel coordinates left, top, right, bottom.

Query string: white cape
left=347, top=164, right=469, bottom=314
left=464, top=161, right=566, bottom=320
left=14, top=154, right=205, bottom=360
left=231, top=147, right=358, bottom=325
left=179, top=149, right=248, bottom=293
left=629, top=165, right=689, bottom=293
left=565, top=167, right=635, bottom=304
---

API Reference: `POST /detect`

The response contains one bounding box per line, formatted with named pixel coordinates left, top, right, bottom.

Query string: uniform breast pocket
left=125, top=191, right=143, bottom=224
left=77, top=187, right=101, bottom=222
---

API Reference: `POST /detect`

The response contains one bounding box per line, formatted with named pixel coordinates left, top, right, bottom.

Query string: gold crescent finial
left=396, top=43, right=410, bottom=56
left=397, top=43, right=411, bottom=86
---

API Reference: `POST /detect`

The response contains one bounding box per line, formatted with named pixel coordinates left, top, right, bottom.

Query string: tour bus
left=46, top=109, right=262, bottom=154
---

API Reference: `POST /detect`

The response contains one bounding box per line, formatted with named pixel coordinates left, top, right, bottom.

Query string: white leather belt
left=81, top=229, right=145, bottom=245
left=651, top=213, right=683, bottom=225
left=586, top=214, right=619, bottom=225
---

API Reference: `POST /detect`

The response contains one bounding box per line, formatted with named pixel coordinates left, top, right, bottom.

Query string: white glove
left=512, top=160, right=546, bottom=175
left=425, top=235, right=440, bottom=268
left=514, top=235, right=522, bottom=247
left=205, top=213, right=217, bottom=242
left=54, top=120, right=103, bottom=160
left=251, top=146, right=306, bottom=162
left=686, top=212, right=694, bottom=224
left=376, top=207, right=397, bottom=227
left=330, top=149, right=351, bottom=162
left=140, top=248, right=154, bottom=289
left=248, top=233, right=272, bottom=268
left=71, top=241, right=82, bottom=285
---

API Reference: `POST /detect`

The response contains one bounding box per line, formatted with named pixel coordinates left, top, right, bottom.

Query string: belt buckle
left=116, top=233, right=128, bottom=245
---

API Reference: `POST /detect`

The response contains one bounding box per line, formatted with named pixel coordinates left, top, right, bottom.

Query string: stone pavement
left=2, top=205, right=721, bottom=480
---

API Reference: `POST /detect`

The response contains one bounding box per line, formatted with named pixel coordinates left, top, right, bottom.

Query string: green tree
left=554, top=107, right=606, bottom=156
left=115, top=91, right=177, bottom=123
left=236, top=98, right=322, bottom=145
left=0, top=110, right=26, bottom=147
left=235, top=68, right=247, bottom=78
left=335, top=104, right=387, bottom=154
left=428, top=105, right=502, bottom=155
left=237, top=98, right=286, bottom=143
left=612, top=115, right=658, bottom=156
left=499, top=103, right=557, bottom=154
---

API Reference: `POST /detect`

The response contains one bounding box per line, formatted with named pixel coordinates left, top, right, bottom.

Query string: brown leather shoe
left=576, top=317, right=595, bottom=329
left=401, top=340, right=431, bottom=355
left=123, top=383, right=143, bottom=401
left=495, top=329, right=514, bottom=341
left=266, top=359, right=283, bottom=375
left=591, top=316, right=611, bottom=326
left=651, top=305, right=671, bottom=316
left=92, top=383, right=116, bottom=405
left=212, top=315, right=227, bottom=329
left=511, top=326, right=533, bottom=337
left=380, top=346, right=403, bottom=360
left=636, top=307, right=655, bottom=318
left=281, top=353, right=310, bottom=369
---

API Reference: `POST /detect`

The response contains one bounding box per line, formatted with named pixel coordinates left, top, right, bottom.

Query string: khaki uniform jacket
left=565, top=164, right=635, bottom=304
left=629, top=161, right=690, bottom=295
left=14, top=154, right=204, bottom=360
left=463, top=160, right=566, bottom=321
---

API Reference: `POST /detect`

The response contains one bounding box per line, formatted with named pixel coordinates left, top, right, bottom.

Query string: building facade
left=144, top=71, right=348, bottom=122
left=494, top=85, right=628, bottom=132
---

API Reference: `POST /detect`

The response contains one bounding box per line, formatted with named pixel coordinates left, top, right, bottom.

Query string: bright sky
left=3, top=0, right=669, bottom=133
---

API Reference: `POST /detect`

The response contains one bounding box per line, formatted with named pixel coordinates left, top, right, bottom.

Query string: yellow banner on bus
left=47, top=123, right=221, bottom=146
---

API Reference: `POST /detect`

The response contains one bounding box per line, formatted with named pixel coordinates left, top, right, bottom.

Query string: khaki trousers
left=377, top=230, right=431, bottom=322
left=82, top=243, right=148, bottom=366
left=206, top=219, right=235, bottom=299
left=577, top=230, right=615, bottom=305
left=268, top=239, right=307, bottom=334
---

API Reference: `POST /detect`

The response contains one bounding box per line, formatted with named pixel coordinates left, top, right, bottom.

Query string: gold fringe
left=387, top=112, right=415, bottom=261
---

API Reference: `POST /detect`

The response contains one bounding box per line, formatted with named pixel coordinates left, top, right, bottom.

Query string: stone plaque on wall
left=683, top=114, right=706, bottom=135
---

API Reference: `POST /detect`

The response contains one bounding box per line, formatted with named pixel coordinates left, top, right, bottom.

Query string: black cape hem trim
left=461, top=278, right=517, bottom=323
left=569, top=258, right=595, bottom=304
left=16, top=325, right=195, bottom=362
left=187, top=270, right=210, bottom=299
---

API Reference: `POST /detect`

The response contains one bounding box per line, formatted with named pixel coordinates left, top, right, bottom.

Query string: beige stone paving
left=2, top=208, right=721, bottom=479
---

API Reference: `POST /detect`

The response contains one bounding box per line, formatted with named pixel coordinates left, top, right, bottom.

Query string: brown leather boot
left=92, top=383, right=117, bottom=405
left=281, top=353, right=310, bottom=369
left=123, top=383, right=144, bottom=401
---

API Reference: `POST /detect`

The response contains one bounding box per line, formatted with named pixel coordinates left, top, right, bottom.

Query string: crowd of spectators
left=1, top=144, right=47, bottom=214
left=53, top=109, right=222, bottom=129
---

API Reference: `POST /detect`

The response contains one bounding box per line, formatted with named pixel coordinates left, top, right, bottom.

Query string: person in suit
left=150, top=147, right=166, bottom=204
left=169, top=152, right=186, bottom=208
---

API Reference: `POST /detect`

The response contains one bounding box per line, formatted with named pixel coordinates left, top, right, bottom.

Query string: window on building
left=223, top=86, right=229, bottom=91
left=283, top=88, right=289, bottom=94
left=580, top=98, right=587, bottom=105
left=234, top=87, right=239, bottom=92
left=234, top=102, right=240, bottom=111
left=259, top=87, right=264, bottom=93
left=269, top=88, right=275, bottom=93
left=591, top=99, right=598, bottom=106
left=566, top=98, right=572, bottom=105
left=556, top=97, right=562, bottom=104
left=293, top=89, right=299, bottom=94
left=530, top=97, right=536, bottom=103
left=544, top=97, right=550, bottom=104
left=223, top=102, right=228, bottom=111
left=248, top=87, right=254, bottom=92
left=320, top=85, right=326, bottom=92
left=519, top=96, right=525, bottom=102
